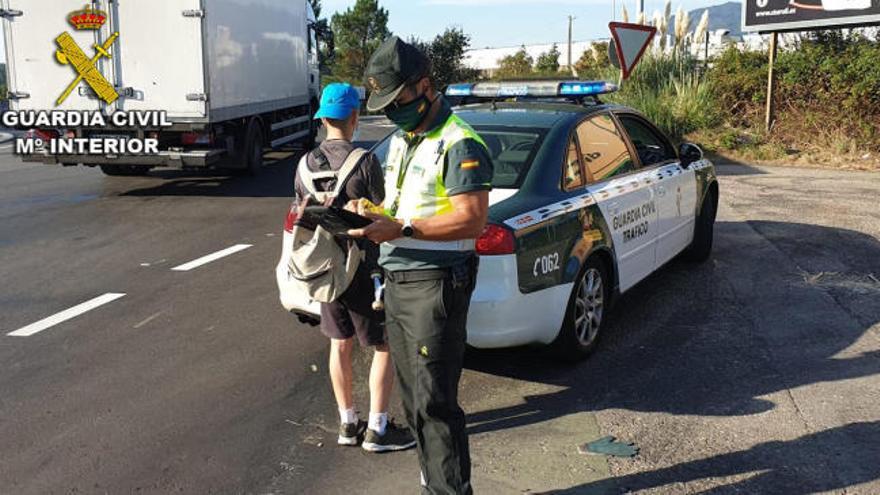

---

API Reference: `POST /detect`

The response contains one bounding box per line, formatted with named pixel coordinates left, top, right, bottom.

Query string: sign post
left=765, top=32, right=778, bottom=132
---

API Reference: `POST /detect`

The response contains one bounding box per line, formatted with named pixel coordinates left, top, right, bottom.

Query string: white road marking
left=171, top=244, right=253, bottom=272
left=7, top=293, right=126, bottom=337
left=133, top=311, right=163, bottom=329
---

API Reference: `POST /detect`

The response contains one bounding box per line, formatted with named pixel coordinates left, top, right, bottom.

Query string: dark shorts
left=320, top=264, right=386, bottom=347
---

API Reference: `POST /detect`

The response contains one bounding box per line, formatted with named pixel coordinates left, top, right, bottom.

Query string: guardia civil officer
left=349, top=37, right=493, bottom=494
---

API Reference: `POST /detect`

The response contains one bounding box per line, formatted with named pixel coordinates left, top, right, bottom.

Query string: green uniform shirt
left=380, top=97, right=494, bottom=271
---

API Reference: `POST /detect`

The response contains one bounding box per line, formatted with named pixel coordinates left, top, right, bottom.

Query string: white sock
left=339, top=407, right=357, bottom=425
left=368, top=412, right=388, bottom=435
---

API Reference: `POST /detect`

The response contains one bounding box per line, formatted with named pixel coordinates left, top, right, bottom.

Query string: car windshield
left=371, top=126, right=545, bottom=189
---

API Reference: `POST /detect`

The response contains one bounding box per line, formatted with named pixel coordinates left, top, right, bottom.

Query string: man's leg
left=320, top=302, right=364, bottom=446
left=385, top=278, right=419, bottom=450
left=328, top=337, right=355, bottom=412
left=369, top=343, right=393, bottom=422
left=386, top=275, right=474, bottom=494
left=356, top=292, right=416, bottom=452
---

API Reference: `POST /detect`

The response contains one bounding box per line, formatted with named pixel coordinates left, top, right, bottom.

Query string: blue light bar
left=559, top=81, right=618, bottom=96
left=446, top=84, right=474, bottom=97
left=446, top=80, right=618, bottom=99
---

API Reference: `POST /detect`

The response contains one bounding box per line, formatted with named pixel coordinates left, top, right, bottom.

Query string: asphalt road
left=1, top=121, right=878, bottom=494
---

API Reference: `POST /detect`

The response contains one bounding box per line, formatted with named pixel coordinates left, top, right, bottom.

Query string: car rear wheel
left=551, top=257, right=608, bottom=361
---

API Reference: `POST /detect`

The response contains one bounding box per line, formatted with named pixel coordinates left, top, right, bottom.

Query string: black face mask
left=384, top=93, right=432, bottom=132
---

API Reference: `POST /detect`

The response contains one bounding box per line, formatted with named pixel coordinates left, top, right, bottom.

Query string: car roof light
left=559, top=81, right=618, bottom=96
left=446, top=83, right=475, bottom=97
left=445, top=80, right=618, bottom=99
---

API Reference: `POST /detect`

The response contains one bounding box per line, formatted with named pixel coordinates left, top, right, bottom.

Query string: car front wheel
left=551, top=257, right=608, bottom=361
left=683, top=190, right=717, bottom=262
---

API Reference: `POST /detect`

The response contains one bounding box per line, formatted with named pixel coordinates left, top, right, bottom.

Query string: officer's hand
left=343, top=199, right=360, bottom=213
left=348, top=213, right=402, bottom=243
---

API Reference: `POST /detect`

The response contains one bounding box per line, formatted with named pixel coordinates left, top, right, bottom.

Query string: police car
left=277, top=80, right=718, bottom=360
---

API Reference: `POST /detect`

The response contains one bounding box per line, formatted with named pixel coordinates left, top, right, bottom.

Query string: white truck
left=1, top=0, right=321, bottom=175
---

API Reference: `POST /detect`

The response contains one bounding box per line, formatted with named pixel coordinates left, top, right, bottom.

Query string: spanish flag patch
left=460, top=159, right=480, bottom=170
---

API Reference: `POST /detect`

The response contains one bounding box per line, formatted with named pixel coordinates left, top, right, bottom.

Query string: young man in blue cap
left=294, top=83, right=415, bottom=452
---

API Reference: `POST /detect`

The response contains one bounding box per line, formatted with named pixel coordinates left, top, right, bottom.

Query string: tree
left=408, top=29, right=480, bottom=90
left=308, top=0, right=335, bottom=73
left=496, top=46, right=533, bottom=79
left=428, top=28, right=480, bottom=89
left=330, top=0, right=390, bottom=83
left=407, top=35, right=431, bottom=59
left=535, top=43, right=561, bottom=75
left=574, top=41, right=610, bottom=78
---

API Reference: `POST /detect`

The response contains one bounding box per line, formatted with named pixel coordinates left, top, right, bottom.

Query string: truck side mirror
left=679, top=142, right=704, bottom=167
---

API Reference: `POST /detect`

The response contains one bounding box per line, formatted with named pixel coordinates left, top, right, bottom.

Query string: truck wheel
left=244, top=120, right=264, bottom=176
left=683, top=191, right=717, bottom=262
left=99, top=164, right=152, bottom=176
left=550, top=256, right=608, bottom=361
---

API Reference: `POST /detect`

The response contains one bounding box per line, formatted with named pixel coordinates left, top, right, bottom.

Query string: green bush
left=708, top=47, right=767, bottom=125
left=604, top=52, right=719, bottom=140
left=709, top=35, right=880, bottom=153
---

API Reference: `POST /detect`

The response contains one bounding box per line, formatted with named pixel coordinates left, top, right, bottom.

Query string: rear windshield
left=371, top=126, right=545, bottom=189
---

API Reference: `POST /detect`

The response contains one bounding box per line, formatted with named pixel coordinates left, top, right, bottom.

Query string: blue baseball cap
left=314, top=83, right=361, bottom=120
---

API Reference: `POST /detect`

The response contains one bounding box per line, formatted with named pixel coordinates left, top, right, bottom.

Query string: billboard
left=742, top=0, right=880, bottom=32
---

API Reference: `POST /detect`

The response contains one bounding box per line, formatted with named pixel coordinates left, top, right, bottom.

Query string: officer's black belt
left=385, top=268, right=450, bottom=283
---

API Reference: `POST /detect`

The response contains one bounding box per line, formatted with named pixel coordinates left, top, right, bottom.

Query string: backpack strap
left=297, top=148, right=368, bottom=204
left=332, top=148, right=368, bottom=197
left=297, top=154, right=320, bottom=198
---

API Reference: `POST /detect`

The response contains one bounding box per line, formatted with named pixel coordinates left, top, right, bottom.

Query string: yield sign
left=609, top=22, right=656, bottom=80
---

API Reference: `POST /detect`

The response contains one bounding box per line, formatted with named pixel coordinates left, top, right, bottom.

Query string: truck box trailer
left=1, top=0, right=321, bottom=175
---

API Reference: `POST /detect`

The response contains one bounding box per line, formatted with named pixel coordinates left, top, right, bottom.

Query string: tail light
left=25, top=129, right=60, bottom=141
left=284, top=204, right=299, bottom=233
left=476, top=223, right=515, bottom=255
left=181, top=131, right=214, bottom=146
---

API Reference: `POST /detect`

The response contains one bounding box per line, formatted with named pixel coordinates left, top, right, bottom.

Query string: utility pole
left=638, top=0, right=644, bottom=17
left=567, top=15, right=575, bottom=72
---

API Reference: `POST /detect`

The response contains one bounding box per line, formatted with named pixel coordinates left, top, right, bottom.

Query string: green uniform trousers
left=385, top=260, right=477, bottom=495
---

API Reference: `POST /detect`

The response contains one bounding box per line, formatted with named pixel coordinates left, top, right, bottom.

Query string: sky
left=0, top=0, right=726, bottom=63
left=320, top=0, right=727, bottom=48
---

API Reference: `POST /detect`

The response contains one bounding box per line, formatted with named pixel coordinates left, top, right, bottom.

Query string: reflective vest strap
left=441, top=115, right=487, bottom=152
left=386, top=238, right=476, bottom=251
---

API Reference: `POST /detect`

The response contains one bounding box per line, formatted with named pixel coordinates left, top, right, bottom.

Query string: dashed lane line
left=6, top=293, right=126, bottom=337
left=171, top=244, right=253, bottom=272
left=133, top=310, right=164, bottom=329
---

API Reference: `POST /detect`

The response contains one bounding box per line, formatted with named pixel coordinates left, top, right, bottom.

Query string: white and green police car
left=278, top=80, right=718, bottom=360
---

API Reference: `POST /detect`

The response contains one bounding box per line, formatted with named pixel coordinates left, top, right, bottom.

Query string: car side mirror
left=679, top=143, right=704, bottom=167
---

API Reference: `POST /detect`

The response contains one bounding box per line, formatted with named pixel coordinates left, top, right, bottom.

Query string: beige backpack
left=287, top=148, right=367, bottom=303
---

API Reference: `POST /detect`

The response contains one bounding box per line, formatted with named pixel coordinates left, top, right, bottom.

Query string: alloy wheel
left=573, top=268, right=604, bottom=347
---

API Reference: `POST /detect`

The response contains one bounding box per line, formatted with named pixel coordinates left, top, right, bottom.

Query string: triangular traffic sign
left=609, top=22, right=657, bottom=80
